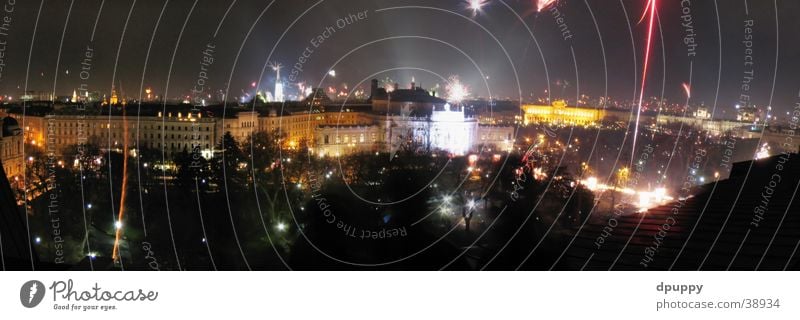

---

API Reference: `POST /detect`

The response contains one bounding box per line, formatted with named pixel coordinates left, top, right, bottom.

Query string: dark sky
left=0, top=0, right=798, bottom=116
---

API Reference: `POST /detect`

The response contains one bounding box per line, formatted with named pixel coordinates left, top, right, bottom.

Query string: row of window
left=49, top=122, right=212, bottom=132
left=1, top=140, right=21, bottom=158
left=322, top=133, right=378, bottom=145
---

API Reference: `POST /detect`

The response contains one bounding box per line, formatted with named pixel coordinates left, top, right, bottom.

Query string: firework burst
left=446, top=75, right=470, bottom=103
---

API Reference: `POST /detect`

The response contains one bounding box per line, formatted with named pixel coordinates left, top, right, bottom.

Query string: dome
left=2, top=117, right=21, bottom=137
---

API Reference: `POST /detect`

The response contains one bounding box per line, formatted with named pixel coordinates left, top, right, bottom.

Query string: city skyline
left=1, top=0, right=799, bottom=273
left=0, top=0, right=798, bottom=115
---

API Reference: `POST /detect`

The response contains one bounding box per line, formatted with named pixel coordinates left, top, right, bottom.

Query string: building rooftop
left=2, top=117, right=21, bottom=137
left=560, top=153, right=800, bottom=270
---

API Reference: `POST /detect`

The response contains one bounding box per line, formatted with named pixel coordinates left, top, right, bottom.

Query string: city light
left=580, top=177, right=673, bottom=212
left=755, top=143, right=770, bottom=160
left=2, top=0, right=797, bottom=276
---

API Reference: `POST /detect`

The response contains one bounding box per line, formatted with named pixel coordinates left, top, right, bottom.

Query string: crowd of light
left=755, top=143, right=770, bottom=160
left=580, top=176, right=673, bottom=212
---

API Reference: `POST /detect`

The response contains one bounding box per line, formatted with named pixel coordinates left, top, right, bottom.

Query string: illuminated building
left=314, top=124, right=383, bottom=157
left=10, top=107, right=217, bottom=158
left=427, top=104, right=476, bottom=155
left=736, top=104, right=758, bottom=123
left=314, top=81, right=515, bottom=157
left=522, top=100, right=605, bottom=126
left=693, top=104, right=711, bottom=119
left=110, top=87, right=119, bottom=105
left=656, top=113, right=759, bottom=137
left=1, top=117, right=23, bottom=179
left=6, top=84, right=515, bottom=162
left=477, top=125, right=515, bottom=152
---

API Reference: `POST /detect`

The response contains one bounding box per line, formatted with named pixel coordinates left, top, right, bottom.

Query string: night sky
left=0, top=0, right=798, bottom=116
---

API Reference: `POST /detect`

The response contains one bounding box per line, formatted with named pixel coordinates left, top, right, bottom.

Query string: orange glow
left=112, top=109, right=130, bottom=262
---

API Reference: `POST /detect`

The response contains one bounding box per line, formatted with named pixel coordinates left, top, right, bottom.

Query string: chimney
left=370, top=79, right=378, bottom=99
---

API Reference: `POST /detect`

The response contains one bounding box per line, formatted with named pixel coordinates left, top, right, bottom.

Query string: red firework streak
left=537, top=0, right=558, bottom=12
left=632, top=0, right=658, bottom=162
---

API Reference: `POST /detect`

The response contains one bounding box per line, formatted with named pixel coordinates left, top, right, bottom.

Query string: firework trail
left=682, top=82, right=691, bottom=99
left=536, top=0, right=558, bottom=12
left=112, top=107, right=130, bottom=262
left=632, top=0, right=658, bottom=163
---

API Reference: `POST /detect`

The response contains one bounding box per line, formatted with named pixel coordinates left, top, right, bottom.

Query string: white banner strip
left=0, top=272, right=796, bottom=319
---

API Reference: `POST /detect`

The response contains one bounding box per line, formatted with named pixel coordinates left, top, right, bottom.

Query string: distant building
left=655, top=113, right=757, bottom=136
left=369, top=79, right=447, bottom=115
left=313, top=80, right=515, bottom=157
left=9, top=106, right=218, bottom=159
left=736, top=104, right=758, bottom=122
left=522, top=100, right=605, bottom=126
left=302, top=88, right=333, bottom=108
left=5, top=84, right=516, bottom=163
left=693, top=104, right=711, bottom=119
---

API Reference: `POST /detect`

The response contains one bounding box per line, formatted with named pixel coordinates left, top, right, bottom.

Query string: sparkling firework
left=381, top=77, right=396, bottom=93
left=445, top=75, right=470, bottom=103
left=632, top=0, right=658, bottom=163
left=468, top=0, right=487, bottom=13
